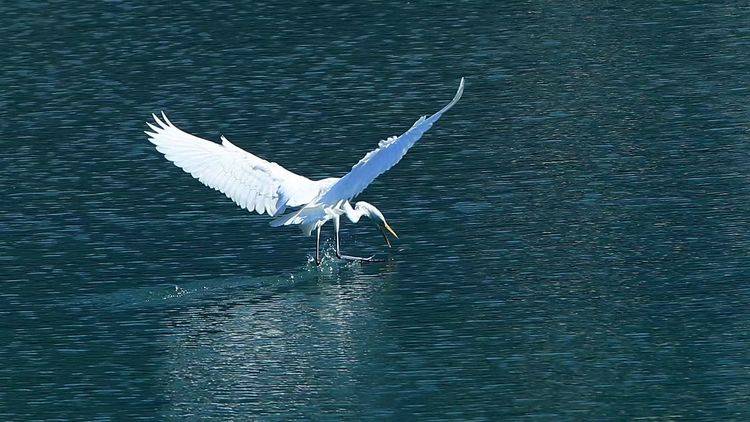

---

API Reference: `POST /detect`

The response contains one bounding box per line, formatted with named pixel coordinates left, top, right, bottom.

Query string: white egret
left=146, top=78, right=464, bottom=264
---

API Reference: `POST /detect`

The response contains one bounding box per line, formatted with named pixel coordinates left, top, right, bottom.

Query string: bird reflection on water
left=128, top=259, right=397, bottom=418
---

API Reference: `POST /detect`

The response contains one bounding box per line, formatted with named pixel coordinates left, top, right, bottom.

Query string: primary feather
left=145, top=112, right=332, bottom=217
left=318, top=77, right=464, bottom=203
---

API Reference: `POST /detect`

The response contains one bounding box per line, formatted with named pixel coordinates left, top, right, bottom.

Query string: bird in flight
left=146, top=78, right=464, bottom=264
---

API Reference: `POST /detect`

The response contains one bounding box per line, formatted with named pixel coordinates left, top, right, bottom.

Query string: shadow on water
left=65, top=246, right=397, bottom=313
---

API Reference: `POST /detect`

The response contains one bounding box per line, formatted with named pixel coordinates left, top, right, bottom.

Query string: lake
left=1, top=1, right=748, bottom=419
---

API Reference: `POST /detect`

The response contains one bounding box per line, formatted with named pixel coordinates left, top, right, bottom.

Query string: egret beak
left=378, top=222, right=398, bottom=248
left=383, top=222, right=398, bottom=239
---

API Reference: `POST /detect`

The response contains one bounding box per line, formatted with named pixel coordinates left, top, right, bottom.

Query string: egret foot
left=333, top=216, right=387, bottom=263
left=338, top=254, right=384, bottom=263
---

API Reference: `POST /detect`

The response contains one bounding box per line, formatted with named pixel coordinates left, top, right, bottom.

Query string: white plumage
left=146, top=78, right=464, bottom=263
left=146, top=114, right=336, bottom=217
left=318, top=78, right=464, bottom=204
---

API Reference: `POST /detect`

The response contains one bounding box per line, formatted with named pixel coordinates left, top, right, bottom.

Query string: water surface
left=1, top=1, right=748, bottom=419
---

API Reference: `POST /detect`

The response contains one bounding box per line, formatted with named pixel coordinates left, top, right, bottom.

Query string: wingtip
left=452, top=77, right=465, bottom=103
left=161, top=111, right=173, bottom=126
left=147, top=122, right=163, bottom=134
left=152, top=112, right=167, bottom=129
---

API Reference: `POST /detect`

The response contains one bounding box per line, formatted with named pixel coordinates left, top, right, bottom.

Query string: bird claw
left=338, top=254, right=384, bottom=263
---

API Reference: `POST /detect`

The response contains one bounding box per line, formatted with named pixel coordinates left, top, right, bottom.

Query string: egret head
left=354, top=201, right=398, bottom=247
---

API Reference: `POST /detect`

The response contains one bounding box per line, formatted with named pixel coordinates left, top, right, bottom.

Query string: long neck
left=342, top=201, right=365, bottom=223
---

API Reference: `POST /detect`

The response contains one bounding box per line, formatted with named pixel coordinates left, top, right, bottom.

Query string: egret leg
left=334, top=216, right=340, bottom=258
left=334, top=217, right=383, bottom=263
left=315, top=226, right=322, bottom=266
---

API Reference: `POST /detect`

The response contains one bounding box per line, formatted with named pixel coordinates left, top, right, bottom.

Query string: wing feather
left=146, top=113, right=322, bottom=216
left=318, top=78, right=464, bottom=203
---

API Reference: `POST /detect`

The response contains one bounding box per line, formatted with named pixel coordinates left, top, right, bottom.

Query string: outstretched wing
left=318, top=78, right=464, bottom=204
left=145, top=113, right=322, bottom=216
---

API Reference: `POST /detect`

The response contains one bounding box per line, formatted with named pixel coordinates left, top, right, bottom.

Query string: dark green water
left=2, top=1, right=749, bottom=420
